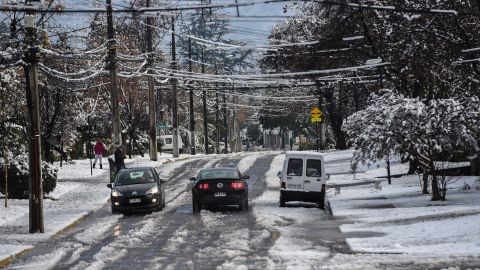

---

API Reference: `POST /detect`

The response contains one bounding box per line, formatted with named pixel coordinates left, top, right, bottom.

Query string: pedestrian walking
left=114, top=145, right=126, bottom=172
left=289, top=137, right=294, bottom=151
left=93, top=138, right=106, bottom=169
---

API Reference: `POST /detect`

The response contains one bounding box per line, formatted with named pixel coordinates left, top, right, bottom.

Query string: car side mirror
left=243, top=175, right=250, bottom=180
left=189, top=177, right=196, bottom=181
left=326, top=174, right=330, bottom=181
left=277, top=171, right=282, bottom=177
left=107, top=183, right=112, bottom=189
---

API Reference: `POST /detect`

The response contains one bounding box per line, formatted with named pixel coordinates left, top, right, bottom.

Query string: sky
left=51, top=0, right=292, bottom=46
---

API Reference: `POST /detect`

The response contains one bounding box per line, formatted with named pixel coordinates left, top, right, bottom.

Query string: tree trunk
left=470, top=157, right=480, bottom=176
left=422, top=173, right=429, bottom=194
left=431, top=174, right=442, bottom=201
left=386, top=158, right=391, bottom=185
left=408, top=159, right=418, bottom=175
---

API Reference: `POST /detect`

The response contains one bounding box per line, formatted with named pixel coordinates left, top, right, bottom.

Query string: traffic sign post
left=310, top=107, right=324, bottom=152
left=157, top=121, right=168, bottom=130
left=310, top=107, right=323, bottom=123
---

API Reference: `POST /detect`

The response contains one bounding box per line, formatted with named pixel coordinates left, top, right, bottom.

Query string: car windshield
left=199, top=169, right=239, bottom=180
left=115, top=170, right=156, bottom=185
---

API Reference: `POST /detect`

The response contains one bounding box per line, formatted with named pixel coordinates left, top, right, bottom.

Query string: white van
left=278, top=151, right=329, bottom=209
left=159, top=135, right=183, bottom=152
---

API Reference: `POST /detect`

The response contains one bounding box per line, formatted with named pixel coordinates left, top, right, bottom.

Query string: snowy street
left=1, top=151, right=480, bottom=270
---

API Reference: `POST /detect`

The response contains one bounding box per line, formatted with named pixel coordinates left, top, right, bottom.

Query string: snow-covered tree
left=344, top=90, right=480, bottom=200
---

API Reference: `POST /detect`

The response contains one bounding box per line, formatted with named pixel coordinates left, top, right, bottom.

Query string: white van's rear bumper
left=280, top=189, right=325, bottom=203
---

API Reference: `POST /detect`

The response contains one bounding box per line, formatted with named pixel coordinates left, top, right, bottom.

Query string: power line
left=1, top=1, right=480, bottom=16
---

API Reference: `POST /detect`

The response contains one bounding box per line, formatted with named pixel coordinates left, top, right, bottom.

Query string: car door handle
left=304, top=180, right=310, bottom=183
left=287, top=177, right=292, bottom=180
left=317, top=178, right=322, bottom=181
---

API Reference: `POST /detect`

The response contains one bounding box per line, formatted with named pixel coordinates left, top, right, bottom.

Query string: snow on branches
left=343, top=90, right=480, bottom=172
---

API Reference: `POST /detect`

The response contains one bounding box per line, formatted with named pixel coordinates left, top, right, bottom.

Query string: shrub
left=0, top=154, right=57, bottom=199
left=298, top=141, right=316, bottom=151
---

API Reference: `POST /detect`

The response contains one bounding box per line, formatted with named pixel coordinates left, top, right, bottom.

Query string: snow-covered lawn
left=325, top=151, right=480, bottom=255
left=0, top=152, right=189, bottom=264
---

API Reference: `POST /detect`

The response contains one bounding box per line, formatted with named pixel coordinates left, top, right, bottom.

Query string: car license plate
left=214, top=192, right=226, bottom=197
left=287, top=183, right=302, bottom=189
left=129, top=198, right=141, bottom=203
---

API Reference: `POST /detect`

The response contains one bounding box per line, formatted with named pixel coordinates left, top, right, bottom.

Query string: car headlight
left=146, top=186, right=159, bottom=195
left=111, top=190, right=122, bottom=197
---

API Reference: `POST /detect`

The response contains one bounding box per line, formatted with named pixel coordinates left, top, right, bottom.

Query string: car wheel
left=239, top=198, right=248, bottom=211
left=279, top=194, right=286, bottom=207
left=192, top=199, right=201, bottom=214
left=111, top=203, right=119, bottom=214
left=318, top=198, right=325, bottom=210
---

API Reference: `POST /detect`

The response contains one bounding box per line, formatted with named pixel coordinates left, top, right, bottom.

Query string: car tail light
left=281, top=182, right=286, bottom=189
left=198, top=183, right=209, bottom=190
left=321, top=184, right=326, bottom=192
left=231, top=181, right=245, bottom=189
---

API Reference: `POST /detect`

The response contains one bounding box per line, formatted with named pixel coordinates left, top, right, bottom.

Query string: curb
left=0, top=247, right=34, bottom=268
left=0, top=198, right=109, bottom=269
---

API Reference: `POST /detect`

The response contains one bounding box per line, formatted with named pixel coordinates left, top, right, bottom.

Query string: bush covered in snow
left=0, top=153, right=57, bottom=199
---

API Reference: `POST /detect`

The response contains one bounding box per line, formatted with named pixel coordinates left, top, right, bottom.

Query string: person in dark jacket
left=114, top=145, right=126, bottom=172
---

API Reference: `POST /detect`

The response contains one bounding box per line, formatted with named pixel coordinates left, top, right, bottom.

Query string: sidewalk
left=0, top=152, right=191, bottom=266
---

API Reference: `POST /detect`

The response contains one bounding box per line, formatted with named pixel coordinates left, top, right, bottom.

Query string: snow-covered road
left=2, top=150, right=480, bottom=270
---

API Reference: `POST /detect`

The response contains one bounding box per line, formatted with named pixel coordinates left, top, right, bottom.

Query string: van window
left=165, top=138, right=173, bottom=144
left=287, top=158, right=303, bottom=176
left=306, top=159, right=322, bottom=177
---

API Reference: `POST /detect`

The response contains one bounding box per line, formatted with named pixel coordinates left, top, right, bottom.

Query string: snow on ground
left=0, top=152, right=191, bottom=264
left=252, top=149, right=480, bottom=268
left=253, top=154, right=330, bottom=270
left=322, top=150, right=480, bottom=257
left=237, top=152, right=263, bottom=174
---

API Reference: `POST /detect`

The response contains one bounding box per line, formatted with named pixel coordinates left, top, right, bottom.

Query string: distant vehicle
left=278, top=151, right=329, bottom=209
left=107, top=167, right=166, bottom=214
left=190, top=168, right=250, bottom=213
left=159, top=134, right=184, bottom=152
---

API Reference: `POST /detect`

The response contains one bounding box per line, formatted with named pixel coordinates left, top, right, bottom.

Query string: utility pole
left=146, top=0, right=157, bottom=161
left=215, top=67, right=220, bottom=154
left=4, top=148, right=8, bottom=208
left=188, top=37, right=196, bottom=155
left=201, top=8, right=209, bottom=155
left=223, top=90, right=228, bottom=153
left=202, top=49, right=208, bottom=155
left=231, top=83, right=240, bottom=152
left=171, top=16, right=179, bottom=158
left=318, top=91, right=325, bottom=151
left=24, top=4, right=43, bottom=233
left=106, top=0, right=122, bottom=147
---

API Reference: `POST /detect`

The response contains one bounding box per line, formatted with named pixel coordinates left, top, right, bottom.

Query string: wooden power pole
left=106, top=0, right=122, bottom=147
left=24, top=4, right=43, bottom=233
left=188, top=37, right=196, bottom=155
left=171, top=17, right=179, bottom=158
left=146, top=0, right=157, bottom=161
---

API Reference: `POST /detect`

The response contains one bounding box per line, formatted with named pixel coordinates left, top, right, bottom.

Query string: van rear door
left=284, top=157, right=304, bottom=191
left=303, top=158, right=324, bottom=192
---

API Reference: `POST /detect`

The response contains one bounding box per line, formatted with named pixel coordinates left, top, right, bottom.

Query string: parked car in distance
left=190, top=168, right=249, bottom=213
left=278, top=151, right=329, bottom=209
left=107, top=167, right=166, bottom=214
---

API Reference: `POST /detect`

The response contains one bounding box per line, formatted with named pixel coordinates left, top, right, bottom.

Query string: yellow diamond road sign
left=310, top=107, right=323, bottom=123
